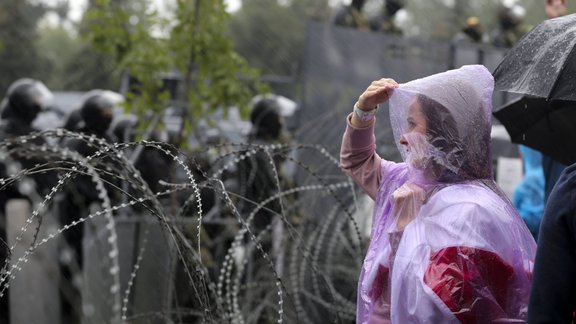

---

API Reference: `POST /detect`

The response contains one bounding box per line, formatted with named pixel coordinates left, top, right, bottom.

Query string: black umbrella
left=493, top=95, right=576, bottom=165
left=493, top=14, right=576, bottom=101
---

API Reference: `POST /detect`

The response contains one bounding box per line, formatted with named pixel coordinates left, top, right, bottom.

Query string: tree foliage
left=37, top=26, right=119, bottom=91
left=0, top=0, right=49, bottom=94
left=83, top=0, right=266, bottom=144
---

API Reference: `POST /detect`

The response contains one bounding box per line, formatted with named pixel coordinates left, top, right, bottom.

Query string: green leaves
left=83, top=0, right=266, bottom=147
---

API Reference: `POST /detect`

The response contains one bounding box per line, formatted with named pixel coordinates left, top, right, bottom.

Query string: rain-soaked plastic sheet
left=357, top=65, right=536, bottom=323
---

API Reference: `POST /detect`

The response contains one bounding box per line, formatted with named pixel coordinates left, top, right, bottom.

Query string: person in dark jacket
left=58, top=91, right=117, bottom=324
left=110, top=114, right=172, bottom=194
left=528, top=162, right=576, bottom=323
left=59, top=92, right=116, bottom=262
left=491, top=5, right=531, bottom=48
left=527, top=1, right=574, bottom=322
left=369, top=0, right=404, bottom=34
left=0, top=78, right=55, bottom=202
left=0, top=78, right=55, bottom=222
left=236, top=95, right=295, bottom=232
left=0, top=78, right=54, bottom=324
left=334, top=0, right=370, bottom=31
left=452, top=16, right=488, bottom=44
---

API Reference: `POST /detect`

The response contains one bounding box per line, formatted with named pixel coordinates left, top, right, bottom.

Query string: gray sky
left=39, top=0, right=242, bottom=24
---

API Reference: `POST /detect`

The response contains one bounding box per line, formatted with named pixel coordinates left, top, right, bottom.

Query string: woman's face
left=399, top=99, right=428, bottom=150
left=399, top=98, right=435, bottom=172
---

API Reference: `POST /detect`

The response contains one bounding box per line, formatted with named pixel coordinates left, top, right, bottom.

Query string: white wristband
left=353, top=103, right=378, bottom=122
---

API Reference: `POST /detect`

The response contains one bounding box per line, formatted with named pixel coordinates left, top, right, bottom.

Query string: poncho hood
left=389, top=65, right=495, bottom=184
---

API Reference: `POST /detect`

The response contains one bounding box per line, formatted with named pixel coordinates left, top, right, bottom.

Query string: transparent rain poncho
left=357, top=65, right=536, bottom=323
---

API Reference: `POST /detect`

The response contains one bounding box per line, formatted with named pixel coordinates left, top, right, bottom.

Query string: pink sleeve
left=340, top=113, right=383, bottom=200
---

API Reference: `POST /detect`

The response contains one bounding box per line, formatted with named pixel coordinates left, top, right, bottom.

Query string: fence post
left=82, top=203, right=123, bottom=324
left=6, top=199, right=60, bottom=324
left=130, top=214, right=175, bottom=323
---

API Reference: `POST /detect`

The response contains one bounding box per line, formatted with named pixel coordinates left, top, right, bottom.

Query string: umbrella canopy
left=493, top=14, right=576, bottom=101
left=493, top=95, right=576, bottom=165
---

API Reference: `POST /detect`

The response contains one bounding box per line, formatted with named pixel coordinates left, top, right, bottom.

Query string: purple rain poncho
left=351, top=65, right=536, bottom=323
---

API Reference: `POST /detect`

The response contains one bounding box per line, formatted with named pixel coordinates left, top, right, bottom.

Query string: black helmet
left=1, top=78, right=52, bottom=124
left=250, top=97, right=283, bottom=140
left=351, top=0, right=366, bottom=10
left=80, top=94, right=115, bottom=136
left=385, top=0, right=404, bottom=16
left=499, top=5, right=525, bottom=30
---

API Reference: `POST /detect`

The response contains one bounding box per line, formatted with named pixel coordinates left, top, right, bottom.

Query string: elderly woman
left=340, top=65, right=536, bottom=323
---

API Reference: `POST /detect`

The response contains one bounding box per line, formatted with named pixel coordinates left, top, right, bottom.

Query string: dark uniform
left=59, top=93, right=116, bottom=265
left=334, top=0, right=370, bottom=31
left=491, top=5, right=531, bottom=48
left=369, top=0, right=404, bottom=34
left=528, top=162, right=576, bottom=323
left=110, top=114, right=172, bottom=195
left=452, top=17, right=487, bottom=44
left=0, top=78, right=54, bottom=324
left=236, top=97, right=289, bottom=232
left=58, top=93, right=116, bottom=324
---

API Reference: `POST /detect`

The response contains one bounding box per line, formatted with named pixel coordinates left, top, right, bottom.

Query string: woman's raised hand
left=392, top=182, right=425, bottom=231
left=357, top=78, right=399, bottom=110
